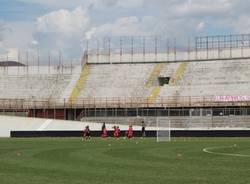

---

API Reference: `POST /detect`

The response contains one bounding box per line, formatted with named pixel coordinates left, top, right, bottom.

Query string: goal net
left=156, top=117, right=171, bottom=142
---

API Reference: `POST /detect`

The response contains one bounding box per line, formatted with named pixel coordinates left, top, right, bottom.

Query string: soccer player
left=114, top=126, right=121, bottom=139
left=116, top=126, right=121, bottom=138
left=101, top=122, right=108, bottom=138
left=141, top=120, right=146, bottom=138
left=83, top=125, right=91, bottom=140
left=126, top=125, right=133, bottom=139
left=113, top=126, right=117, bottom=138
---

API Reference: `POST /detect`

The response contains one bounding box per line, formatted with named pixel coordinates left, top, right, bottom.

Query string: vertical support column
left=18, top=48, right=20, bottom=75
left=188, top=37, right=190, bottom=61
left=167, top=39, right=170, bottom=61
left=143, top=36, right=146, bottom=62
left=70, top=59, right=73, bottom=74
left=120, top=37, right=123, bottom=63
left=74, top=108, right=76, bottom=120
left=61, top=53, right=64, bottom=74
left=241, top=34, right=244, bottom=58
left=86, top=40, right=89, bottom=65
left=174, top=38, right=176, bottom=61
left=131, top=36, right=134, bottom=62
left=218, top=36, right=220, bottom=59
left=248, top=34, right=250, bottom=58
left=5, top=54, right=8, bottom=75
left=94, top=107, right=97, bottom=120
left=195, top=37, right=198, bottom=60
left=64, top=108, right=66, bottom=120
left=108, top=38, right=111, bottom=64
left=53, top=105, right=56, bottom=119
left=58, top=51, right=62, bottom=74
left=154, top=36, right=158, bottom=62
left=230, top=34, right=232, bottom=58
left=37, top=48, right=40, bottom=74
left=43, top=107, right=45, bottom=119
left=26, top=50, right=29, bottom=75
left=48, top=51, right=51, bottom=74
left=96, top=39, right=99, bottom=63
left=206, top=36, right=209, bottom=59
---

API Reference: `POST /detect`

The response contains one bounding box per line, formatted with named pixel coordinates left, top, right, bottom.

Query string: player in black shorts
left=141, top=120, right=146, bottom=138
left=83, top=125, right=91, bottom=140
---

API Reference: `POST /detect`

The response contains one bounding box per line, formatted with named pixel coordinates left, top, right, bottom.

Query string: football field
left=0, top=137, right=250, bottom=184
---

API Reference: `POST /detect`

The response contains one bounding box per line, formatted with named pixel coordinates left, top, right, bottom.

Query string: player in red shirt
left=83, top=125, right=90, bottom=140
left=101, top=122, right=108, bottom=138
left=113, top=126, right=118, bottom=138
left=126, top=125, right=133, bottom=139
left=116, top=126, right=121, bottom=138
left=113, top=126, right=121, bottom=139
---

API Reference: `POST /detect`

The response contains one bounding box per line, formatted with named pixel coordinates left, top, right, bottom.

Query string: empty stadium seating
left=76, top=64, right=156, bottom=98
left=0, top=65, right=82, bottom=101
left=1, top=57, right=250, bottom=132
left=158, top=59, right=250, bottom=100
left=0, top=58, right=250, bottom=103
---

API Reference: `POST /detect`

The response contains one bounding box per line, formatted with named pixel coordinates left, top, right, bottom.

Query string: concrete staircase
left=68, top=64, right=90, bottom=105
left=146, top=63, right=165, bottom=104
left=169, top=62, right=188, bottom=85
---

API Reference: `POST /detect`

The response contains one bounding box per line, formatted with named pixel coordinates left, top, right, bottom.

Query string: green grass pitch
left=1, top=137, right=250, bottom=184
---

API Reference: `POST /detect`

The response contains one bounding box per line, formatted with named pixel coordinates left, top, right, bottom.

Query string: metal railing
left=0, top=96, right=250, bottom=109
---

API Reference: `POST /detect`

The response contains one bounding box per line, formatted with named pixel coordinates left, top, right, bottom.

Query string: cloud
left=4, top=21, right=35, bottom=47
left=107, top=0, right=144, bottom=8
left=232, top=15, right=250, bottom=33
left=172, top=0, right=232, bottom=17
left=196, top=21, right=205, bottom=31
left=19, top=0, right=144, bottom=9
left=85, top=15, right=204, bottom=43
left=17, top=0, right=84, bottom=8
left=86, top=16, right=148, bottom=38
left=84, top=0, right=238, bottom=40
left=36, top=6, right=89, bottom=34
left=2, top=0, right=250, bottom=61
left=0, top=20, right=37, bottom=61
left=33, top=6, right=89, bottom=58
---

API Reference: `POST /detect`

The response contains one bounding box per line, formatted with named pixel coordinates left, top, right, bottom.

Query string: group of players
left=83, top=121, right=146, bottom=140
left=101, top=123, right=133, bottom=139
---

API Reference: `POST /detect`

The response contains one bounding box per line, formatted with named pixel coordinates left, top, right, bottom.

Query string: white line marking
left=203, top=145, right=250, bottom=157
left=37, top=119, right=53, bottom=131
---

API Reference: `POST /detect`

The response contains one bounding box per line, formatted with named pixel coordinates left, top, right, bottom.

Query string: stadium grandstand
left=1, top=33, right=250, bottom=136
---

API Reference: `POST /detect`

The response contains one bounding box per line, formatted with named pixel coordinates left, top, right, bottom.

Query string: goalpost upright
left=156, top=117, right=171, bottom=142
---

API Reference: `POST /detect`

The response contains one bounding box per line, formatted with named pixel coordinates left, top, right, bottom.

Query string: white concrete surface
left=1, top=115, right=249, bottom=138
left=0, top=115, right=144, bottom=137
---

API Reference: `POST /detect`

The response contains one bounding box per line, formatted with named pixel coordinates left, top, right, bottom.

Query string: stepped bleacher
left=0, top=58, right=250, bottom=130
left=0, top=65, right=82, bottom=101
left=158, top=59, right=250, bottom=101
left=77, top=64, right=155, bottom=98
left=0, top=59, right=249, bottom=104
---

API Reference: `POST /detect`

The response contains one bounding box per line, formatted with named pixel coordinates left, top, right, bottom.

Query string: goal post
left=156, top=117, right=171, bottom=142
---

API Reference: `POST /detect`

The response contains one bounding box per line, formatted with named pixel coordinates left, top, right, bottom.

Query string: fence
left=85, top=34, right=250, bottom=63
left=1, top=96, right=250, bottom=110
left=1, top=98, right=250, bottom=129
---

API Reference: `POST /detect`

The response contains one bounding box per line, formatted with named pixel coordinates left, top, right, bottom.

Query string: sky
left=0, top=0, right=249, bottom=61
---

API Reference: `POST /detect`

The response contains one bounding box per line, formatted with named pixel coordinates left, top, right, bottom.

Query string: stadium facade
left=1, top=34, right=250, bottom=129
